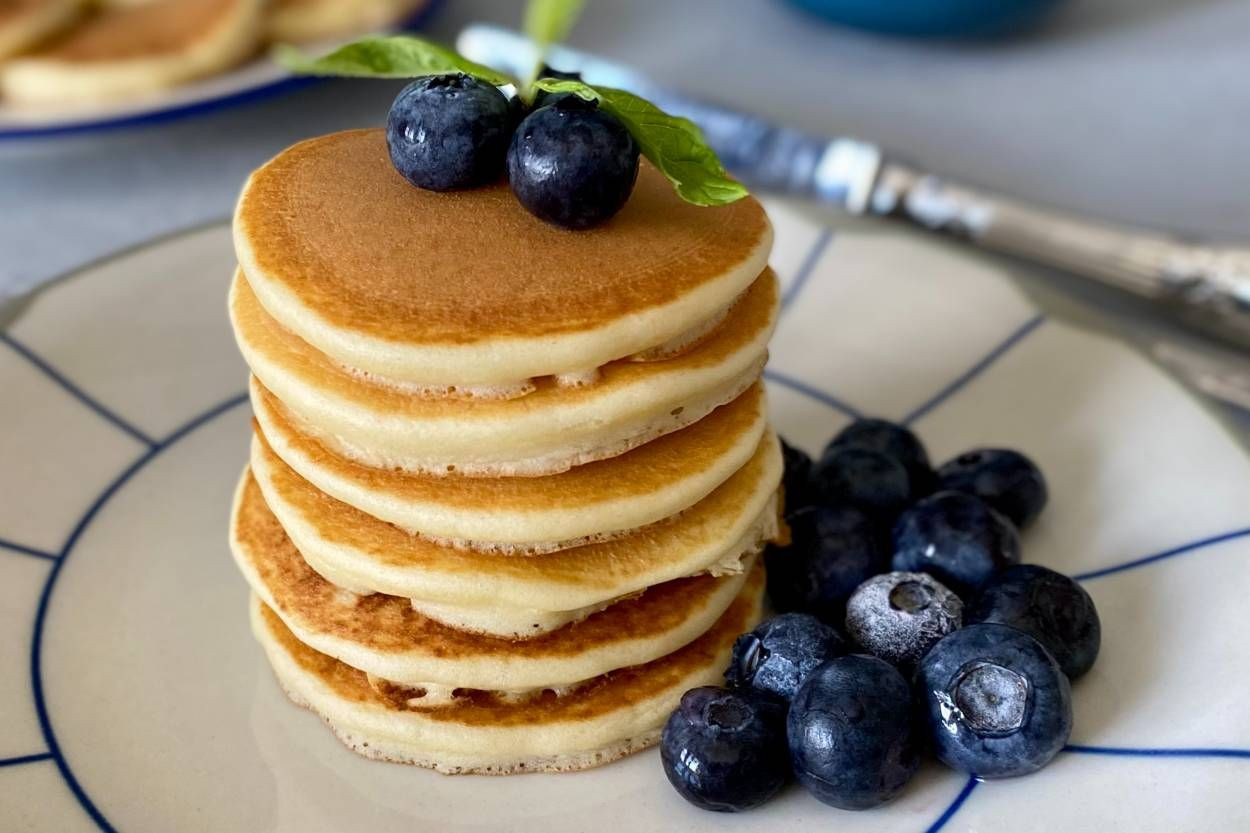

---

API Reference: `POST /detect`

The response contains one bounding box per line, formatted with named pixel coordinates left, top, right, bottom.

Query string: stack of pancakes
left=227, top=129, right=785, bottom=774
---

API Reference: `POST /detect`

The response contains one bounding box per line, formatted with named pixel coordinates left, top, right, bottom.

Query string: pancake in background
left=249, top=432, right=781, bottom=636
left=250, top=377, right=771, bottom=553
left=249, top=562, right=764, bottom=774
left=229, top=268, right=777, bottom=476
left=0, top=0, right=83, bottom=60
left=268, top=0, right=430, bottom=42
left=232, top=469, right=757, bottom=691
left=1, top=0, right=265, bottom=104
left=233, top=129, right=773, bottom=388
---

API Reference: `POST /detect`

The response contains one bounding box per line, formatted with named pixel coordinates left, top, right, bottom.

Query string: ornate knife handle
left=868, top=162, right=1250, bottom=350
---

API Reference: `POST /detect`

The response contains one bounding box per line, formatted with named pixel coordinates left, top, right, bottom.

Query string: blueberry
left=891, top=491, right=1020, bottom=597
left=765, top=505, right=888, bottom=622
left=812, top=446, right=912, bottom=521
left=969, top=565, right=1100, bottom=679
left=916, top=623, right=1072, bottom=778
left=660, top=686, right=789, bottom=812
left=787, top=655, right=919, bottom=810
left=505, top=92, right=526, bottom=130
left=532, top=63, right=582, bottom=109
left=825, top=418, right=934, bottom=496
left=725, top=613, right=846, bottom=700
left=779, top=437, right=815, bottom=516
left=386, top=74, right=512, bottom=191
left=936, top=448, right=1048, bottom=529
left=845, top=571, right=962, bottom=669
left=507, top=96, right=640, bottom=229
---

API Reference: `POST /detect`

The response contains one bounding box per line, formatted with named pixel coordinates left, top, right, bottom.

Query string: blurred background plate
left=1, top=205, right=1248, bottom=832
left=0, top=0, right=443, bottom=141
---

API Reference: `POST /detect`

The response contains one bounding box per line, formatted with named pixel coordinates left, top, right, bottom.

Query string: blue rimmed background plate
left=1, top=204, right=1248, bottom=831
left=0, top=1, right=442, bottom=141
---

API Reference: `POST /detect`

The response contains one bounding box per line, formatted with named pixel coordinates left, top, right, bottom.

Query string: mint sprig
left=533, top=79, right=747, bottom=206
left=524, top=0, right=585, bottom=52
left=274, top=37, right=510, bottom=86
left=521, top=0, right=585, bottom=92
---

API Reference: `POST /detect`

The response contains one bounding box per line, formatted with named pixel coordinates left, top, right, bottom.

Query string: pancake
left=251, top=377, right=771, bottom=553
left=250, top=562, right=764, bottom=774
left=229, top=268, right=778, bottom=476
left=0, top=0, right=82, bottom=60
left=267, top=0, right=430, bottom=42
left=232, top=129, right=772, bottom=387
left=1, top=0, right=264, bottom=104
left=232, top=468, right=757, bottom=691
left=250, top=415, right=782, bottom=636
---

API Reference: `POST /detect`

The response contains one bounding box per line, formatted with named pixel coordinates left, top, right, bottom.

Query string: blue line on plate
left=1, top=332, right=156, bottom=448
left=29, top=391, right=247, bottom=833
left=766, top=312, right=1043, bottom=429
left=764, top=367, right=863, bottom=419
left=1074, top=527, right=1250, bottom=582
left=1066, top=745, right=1250, bottom=759
left=0, top=752, right=53, bottom=769
left=0, top=537, right=58, bottom=561
left=902, top=315, right=1046, bottom=426
left=923, top=775, right=980, bottom=833
left=779, top=228, right=833, bottom=312
left=0, top=0, right=445, bottom=141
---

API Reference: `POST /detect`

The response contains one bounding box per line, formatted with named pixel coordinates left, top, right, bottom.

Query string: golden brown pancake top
left=253, top=427, right=775, bottom=592
left=39, top=0, right=236, bottom=62
left=235, top=129, right=770, bottom=346
left=256, top=564, right=763, bottom=725
left=237, top=472, right=740, bottom=657
left=253, top=379, right=765, bottom=511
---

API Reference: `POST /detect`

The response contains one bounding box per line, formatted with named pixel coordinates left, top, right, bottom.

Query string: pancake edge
left=250, top=380, right=772, bottom=551
left=249, top=580, right=763, bottom=774
left=230, top=267, right=778, bottom=476
left=250, top=426, right=783, bottom=617
left=232, top=466, right=757, bottom=689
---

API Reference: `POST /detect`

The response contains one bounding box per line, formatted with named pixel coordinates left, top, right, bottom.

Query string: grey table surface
left=1, top=0, right=1247, bottom=432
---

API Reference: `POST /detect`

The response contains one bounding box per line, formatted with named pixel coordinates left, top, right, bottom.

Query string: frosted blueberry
left=845, top=571, right=962, bottom=668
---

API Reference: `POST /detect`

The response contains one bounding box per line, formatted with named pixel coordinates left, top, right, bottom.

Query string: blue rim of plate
left=3, top=220, right=1249, bottom=832
left=0, top=0, right=445, bottom=141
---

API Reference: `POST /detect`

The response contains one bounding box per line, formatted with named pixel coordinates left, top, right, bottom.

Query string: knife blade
left=456, top=24, right=1250, bottom=354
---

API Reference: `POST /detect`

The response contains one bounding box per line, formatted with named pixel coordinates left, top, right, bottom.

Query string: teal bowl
left=784, top=0, right=1063, bottom=36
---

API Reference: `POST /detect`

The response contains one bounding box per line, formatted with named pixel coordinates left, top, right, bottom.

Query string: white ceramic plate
left=0, top=2, right=442, bottom=141
left=2, top=207, right=1249, bottom=832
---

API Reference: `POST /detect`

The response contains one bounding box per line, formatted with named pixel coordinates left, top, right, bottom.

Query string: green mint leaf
left=275, top=36, right=512, bottom=85
left=524, top=0, right=585, bottom=49
left=532, top=79, right=748, bottom=207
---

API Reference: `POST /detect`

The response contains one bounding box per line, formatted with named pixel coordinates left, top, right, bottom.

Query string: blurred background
left=1, top=0, right=1247, bottom=431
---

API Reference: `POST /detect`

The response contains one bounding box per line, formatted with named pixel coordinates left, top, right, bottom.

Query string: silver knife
left=457, top=24, right=1250, bottom=356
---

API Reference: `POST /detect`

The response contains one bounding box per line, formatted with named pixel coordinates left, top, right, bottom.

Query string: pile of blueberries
left=661, top=418, right=1102, bottom=813
left=385, top=70, right=639, bottom=229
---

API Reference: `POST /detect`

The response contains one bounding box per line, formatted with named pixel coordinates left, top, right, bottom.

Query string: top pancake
left=234, top=129, right=773, bottom=386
